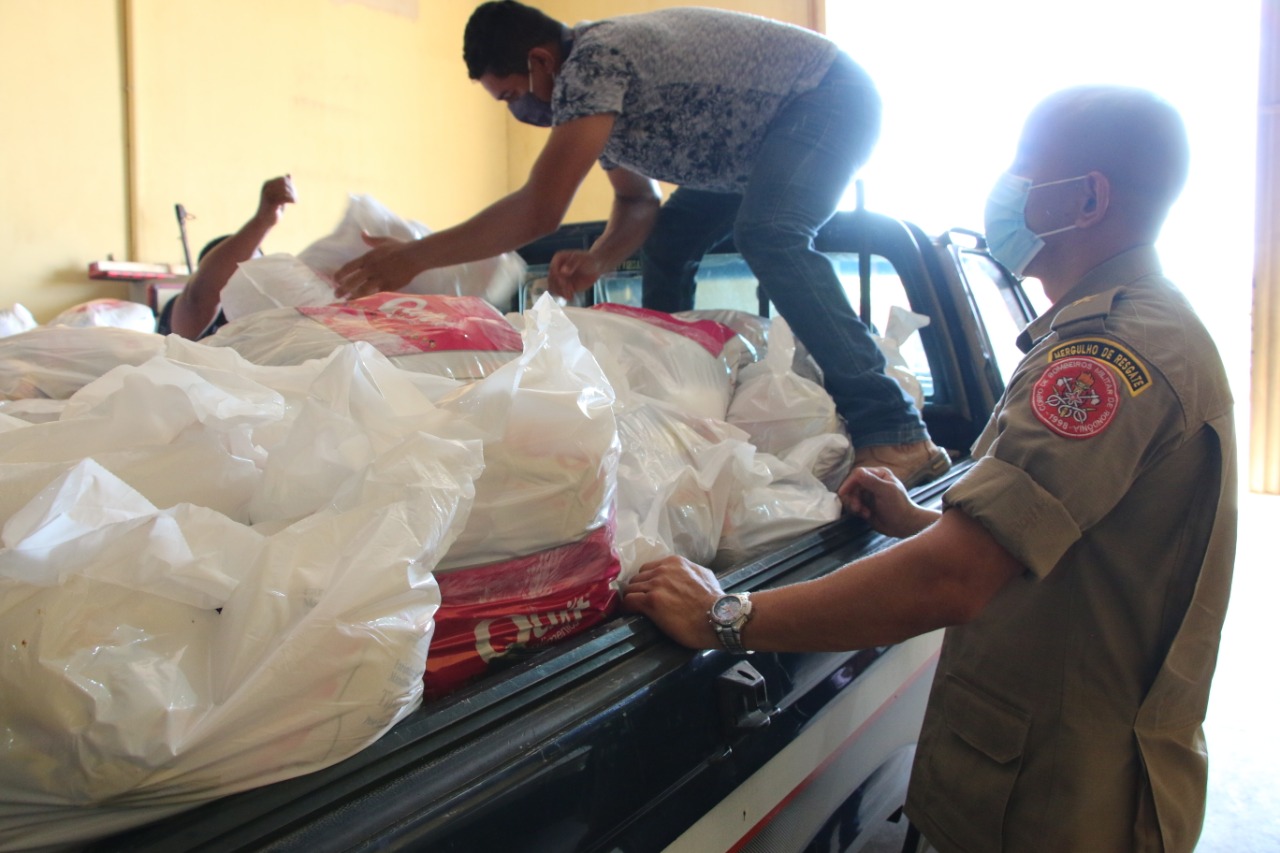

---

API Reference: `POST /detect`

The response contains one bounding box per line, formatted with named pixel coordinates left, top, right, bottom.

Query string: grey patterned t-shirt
left=551, top=8, right=840, bottom=193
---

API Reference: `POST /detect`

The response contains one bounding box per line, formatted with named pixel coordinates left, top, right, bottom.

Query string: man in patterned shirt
left=334, top=1, right=949, bottom=487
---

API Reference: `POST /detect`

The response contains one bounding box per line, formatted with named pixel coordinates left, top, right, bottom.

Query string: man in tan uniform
left=622, top=85, right=1237, bottom=852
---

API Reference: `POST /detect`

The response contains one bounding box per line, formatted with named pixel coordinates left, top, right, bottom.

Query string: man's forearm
left=741, top=510, right=1022, bottom=652
left=170, top=213, right=275, bottom=338
left=587, top=191, right=661, bottom=272
left=402, top=187, right=560, bottom=272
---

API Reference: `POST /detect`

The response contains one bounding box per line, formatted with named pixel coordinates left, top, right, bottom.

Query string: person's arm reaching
left=622, top=507, right=1023, bottom=653
left=333, top=113, right=617, bottom=300
left=168, top=175, right=294, bottom=339
left=547, top=166, right=661, bottom=299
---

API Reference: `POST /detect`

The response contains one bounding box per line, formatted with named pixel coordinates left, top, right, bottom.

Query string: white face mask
left=983, top=173, right=1087, bottom=276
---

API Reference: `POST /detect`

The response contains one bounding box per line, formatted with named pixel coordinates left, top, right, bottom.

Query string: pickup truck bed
left=88, top=210, right=1030, bottom=853
left=90, top=493, right=952, bottom=853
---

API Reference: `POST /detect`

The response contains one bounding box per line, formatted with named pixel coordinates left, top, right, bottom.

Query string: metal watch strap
left=712, top=592, right=751, bottom=654
left=716, top=623, right=749, bottom=654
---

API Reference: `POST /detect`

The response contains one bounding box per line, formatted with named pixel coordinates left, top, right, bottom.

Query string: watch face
left=711, top=595, right=743, bottom=624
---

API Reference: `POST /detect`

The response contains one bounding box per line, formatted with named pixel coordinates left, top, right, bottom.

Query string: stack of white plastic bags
left=188, top=195, right=856, bottom=681
left=208, top=292, right=620, bottom=696
left=0, top=187, right=929, bottom=848
left=547, top=304, right=850, bottom=574
left=0, top=297, right=618, bottom=849
left=406, top=299, right=621, bottom=696
left=213, top=282, right=853, bottom=589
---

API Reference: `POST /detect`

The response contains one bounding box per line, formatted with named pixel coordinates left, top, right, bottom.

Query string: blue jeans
left=641, top=54, right=928, bottom=447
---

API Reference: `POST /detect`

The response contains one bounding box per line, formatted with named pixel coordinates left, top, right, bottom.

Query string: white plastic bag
left=726, top=316, right=853, bottom=491
left=714, top=441, right=842, bottom=570
left=396, top=251, right=524, bottom=308
left=0, top=339, right=485, bottom=849
left=219, top=253, right=336, bottom=320
left=433, top=296, right=618, bottom=569
left=610, top=394, right=841, bottom=576
left=222, top=194, right=526, bottom=322
left=422, top=295, right=622, bottom=694
left=0, top=304, right=35, bottom=338
left=873, top=305, right=932, bottom=412
left=0, top=326, right=165, bottom=400
left=613, top=398, right=763, bottom=578
left=561, top=304, right=739, bottom=421
left=297, top=193, right=431, bottom=277
left=0, top=399, right=64, bottom=426
left=677, top=308, right=823, bottom=385
left=48, top=298, right=157, bottom=333
left=300, top=194, right=525, bottom=306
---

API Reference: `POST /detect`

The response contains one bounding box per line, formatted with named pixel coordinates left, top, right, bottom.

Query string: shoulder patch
left=1031, top=357, right=1121, bottom=439
left=1046, top=338, right=1151, bottom=396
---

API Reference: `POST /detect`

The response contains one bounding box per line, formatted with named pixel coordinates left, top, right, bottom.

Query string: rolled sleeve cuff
left=942, top=456, right=1081, bottom=579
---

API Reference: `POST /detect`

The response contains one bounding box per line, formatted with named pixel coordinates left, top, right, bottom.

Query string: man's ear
left=1078, top=171, right=1110, bottom=228
left=528, top=45, right=557, bottom=75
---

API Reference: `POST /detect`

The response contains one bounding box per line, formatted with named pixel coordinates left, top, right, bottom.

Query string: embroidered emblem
left=1031, top=356, right=1121, bottom=438
left=1046, top=338, right=1150, bottom=396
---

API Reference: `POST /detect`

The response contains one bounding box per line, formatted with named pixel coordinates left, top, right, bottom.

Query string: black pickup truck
left=88, top=208, right=1036, bottom=853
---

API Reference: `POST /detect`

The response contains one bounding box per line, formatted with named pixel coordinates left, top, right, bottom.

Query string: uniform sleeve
left=944, top=340, right=1185, bottom=578
left=554, top=42, right=630, bottom=123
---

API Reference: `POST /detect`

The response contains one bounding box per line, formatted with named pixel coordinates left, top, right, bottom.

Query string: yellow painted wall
left=0, top=1, right=129, bottom=322
left=0, top=0, right=816, bottom=322
left=126, top=0, right=509, bottom=268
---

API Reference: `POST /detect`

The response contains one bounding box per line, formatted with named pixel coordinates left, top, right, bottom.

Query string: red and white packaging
left=206, top=293, right=522, bottom=381
left=426, top=522, right=618, bottom=693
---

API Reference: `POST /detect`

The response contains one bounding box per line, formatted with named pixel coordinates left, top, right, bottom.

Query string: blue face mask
left=508, top=69, right=553, bottom=127
left=506, top=73, right=552, bottom=126
left=507, top=30, right=574, bottom=128
left=983, top=172, right=1086, bottom=276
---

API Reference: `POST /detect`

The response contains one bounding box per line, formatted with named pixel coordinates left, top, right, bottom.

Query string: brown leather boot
left=852, top=440, right=952, bottom=488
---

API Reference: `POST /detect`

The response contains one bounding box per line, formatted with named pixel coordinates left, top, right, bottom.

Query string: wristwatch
left=709, top=592, right=753, bottom=654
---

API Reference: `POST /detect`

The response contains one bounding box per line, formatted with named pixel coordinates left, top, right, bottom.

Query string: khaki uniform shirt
left=905, top=247, right=1237, bottom=852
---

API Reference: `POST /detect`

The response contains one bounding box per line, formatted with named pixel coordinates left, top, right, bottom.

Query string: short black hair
left=463, top=1, right=564, bottom=79
left=197, top=235, right=231, bottom=264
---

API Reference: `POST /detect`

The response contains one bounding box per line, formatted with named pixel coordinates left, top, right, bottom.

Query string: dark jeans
left=640, top=53, right=927, bottom=447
